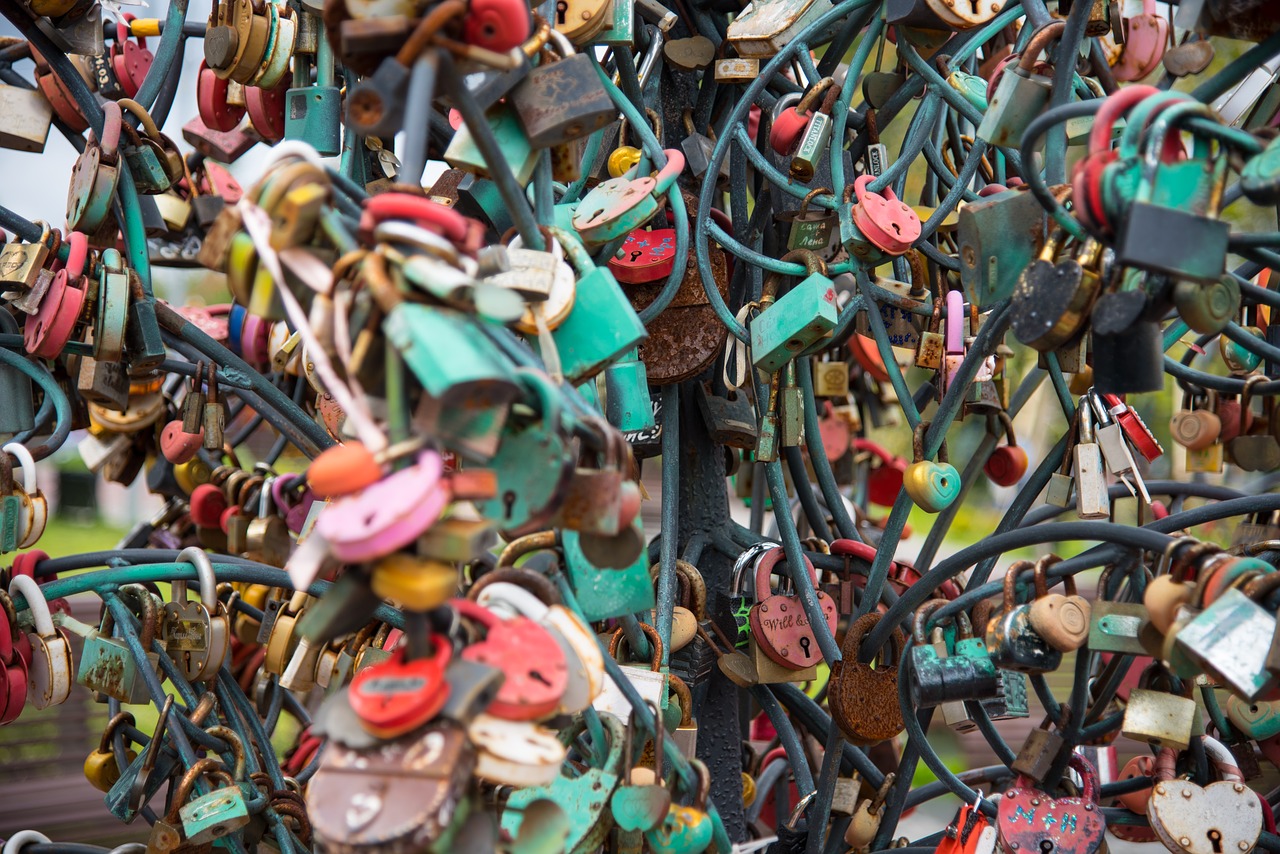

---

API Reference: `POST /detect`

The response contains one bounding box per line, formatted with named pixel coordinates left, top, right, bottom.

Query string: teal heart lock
left=503, top=712, right=625, bottom=853
left=903, top=422, right=961, bottom=513
left=645, top=758, right=714, bottom=854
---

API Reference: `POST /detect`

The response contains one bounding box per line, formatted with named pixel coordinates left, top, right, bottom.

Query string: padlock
left=904, top=421, right=961, bottom=513
left=958, top=188, right=1048, bottom=307
left=984, top=411, right=1029, bottom=487
left=83, top=712, right=139, bottom=792
left=909, top=601, right=1000, bottom=708
left=1026, top=556, right=1091, bottom=652
left=829, top=612, right=906, bottom=745
left=985, top=561, right=1064, bottom=674
left=511, top=33, right=616, bottom=149
left=751, top=250, right=838, bottom=375
left=726, top=0, right=833, bottom=57
left=285, top=37, right=341, bottom=156
left=1147, top=738, right=1262, bottom=854
left=998, top=755, right=1107, bottom=854
left=1121, top=665, right=1197, bottom=750
left=748, top=547, right=837, bottom=671
left=161, top=547, right=231, bottom=683
left=1175, top=571, right=1279, bottom=701
left=9, top=575, right=72, bottom=709
left=977, top=22, right=1061, bottom=148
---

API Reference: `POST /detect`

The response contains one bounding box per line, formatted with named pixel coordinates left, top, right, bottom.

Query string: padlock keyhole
left=799, top=636, right=811, bottom=659
left=555, top=0, right=568, bottom=23
left=1040, top=841, right=1054, bottom=854
left=968, top=0, right=979, bottom=13
left=502, top=490, right=517, bottom=519
left=1208, top=829, right=1223, bottom=853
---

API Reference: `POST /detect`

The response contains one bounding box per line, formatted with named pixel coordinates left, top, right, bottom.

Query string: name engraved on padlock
left=162, top=619, right=208, bottom=650
left=758, top=610, right=810, bottom=632
left=360, top=676, right=428, bottom=695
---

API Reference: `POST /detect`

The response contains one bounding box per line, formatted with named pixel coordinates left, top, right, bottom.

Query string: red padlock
left=462, top=0, right=530, bottom=52
left=245, top=80, right=288, bottom=143
left=452, top=598, right=568, bottom=721
left=197, top=61, right=246, bottom=132
left=189, top=483, right=229, bottom=528
left=850, top=175, right=920, bottom=256
left=853, top=439, right=907, bottom=507
left=111, top=14, right=154, bottom=99
left=161, top=420, right=205, bottom=464
left=348, top=638, right=452, bottom=737
left=984, top=411, right=1029, bottom=487
left=749, top=547, right=837, bottom=670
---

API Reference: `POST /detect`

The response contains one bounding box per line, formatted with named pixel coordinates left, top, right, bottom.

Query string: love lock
left=315, top=450, right=451, bottom=561
left=572, top=149, right=685, bottom=245
left=829, top=612, right=906, bottom=745
left=66, top=100, right=122, bottom=233
left=998, top=754, right=1107, bottom=854
left=348, top=634, right=451, bottom=739
left=748, top=547, right=837, bottom=670
left=161, top=547, right=230, bottom=682
left=1148, top=738, right=1262, bottom=854
left=851, top=175, right=921, bottom=256
left=452, top=597, right=568, bottom=721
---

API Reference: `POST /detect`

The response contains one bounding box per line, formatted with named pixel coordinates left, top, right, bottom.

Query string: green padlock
left=750, top=250, right=838, bottom=374
left=532, top=226, right=648, bottom=384
left=502, top=713, right=625, bottom=854
left=285, top=38, right=341, bottom=156
left=444, top=102, right=538, bottom=187
left=957, top=188, right=1046, bottom=307
left=604, top=350, right=656, bottom=433
left=0, top=454, right=21, bottom=554
left=385, top=304, right=521, bottom=410
left=178, top=764, right=251, bottom=845
left=562, top=527, right=655, bottom=621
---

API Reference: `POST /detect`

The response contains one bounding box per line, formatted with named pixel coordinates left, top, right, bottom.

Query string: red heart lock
left=453, top=599, right=567, bottom=721
left=245, top=80, right=289, bottom=143
left=608, top=228, right=678, bottom=285
left=851, top=175, right=921, bottom=256
left=749, top=548, right=837, bottom=670
left=197, top=61, right=246, bottom=132
left=348, top=638, right=452, bottom=737
left=997, top=755, right=1107, bottom=854
left=189, top=483, right=229, bottom=528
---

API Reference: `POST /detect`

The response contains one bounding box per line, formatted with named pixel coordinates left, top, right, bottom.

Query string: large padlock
left=829, top=612, right=906, bottom=745
left=511, top=35, right=616, bottom=149
left=748, top=547, right=837, bottom=671
left=909, top=601, right=1000, bottom=708
left=997, top=755, right=1107, bottom=854
left=1147, top=738, right=1262, bottom=854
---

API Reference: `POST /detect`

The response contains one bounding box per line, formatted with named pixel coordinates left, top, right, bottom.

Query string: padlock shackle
left=1136, top=101, right=1219, bottom=206
left=1018, top=21, right=1065, bottom=72
left=1032, top=555, right=1072, bottom=598
left=913, top=421, right=947, bottom=465
left=1089, top=84, right=1160, bottom=154
left=116, top=98, right=162, bottom=141
left=9, top=574, right=54, bottom=636
left=167, top=757, right=226, bottom=823
left=495, top=530, right=558, bottom=568
left=204, top=724, right=248, bottom=779
left=1003, top=560, right=1035, bottom=611
left=730, top=541, right=779, bottom=596
left=754, top=546, right=818, bottom=604
left=2, top=443, right=36, bottom=496
left=668, top=672, right=693, bottom=726
left=98, top=710, right=136, bottom=753
left=174, top=546, right=219, bottom=610
left=475, top=581, right=551, bottom=623
left=115, top=584, right=158, bottom=649
left=608, top=621, right=663, bottom=671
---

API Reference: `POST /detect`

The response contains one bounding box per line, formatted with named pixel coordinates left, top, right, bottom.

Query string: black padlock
left=696, top=381, right=758, bottom=450
left=1092, top=319, right=1164, bottom=394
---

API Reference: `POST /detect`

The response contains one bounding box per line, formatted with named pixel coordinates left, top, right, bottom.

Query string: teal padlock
left=179, top=767, right=251, bottom=844
left=974, top=27, right=1056, bottom=148
left=444, top=102, right=538, bottom=187
left=385, top=304, right=521, bottom=410
left=0, top=454, right=21, bottom=554
left=750, top=250, right=838, bottom=374
left=957, top=188, right=1046, bottom=307
left=838, top=200, right=888, bottom=269
left=572, top=149, right=685, bottom=245
left=503, top=714, right=624, bottom=854
left=285, top=39, right=341, bottom=156
left=604, top=350, right=656, bottom=433
left=532, top=227, right=648, bottom=384
left=562, top=527, right=655, bottom=621
left=478, top=371, right=576, bottom=535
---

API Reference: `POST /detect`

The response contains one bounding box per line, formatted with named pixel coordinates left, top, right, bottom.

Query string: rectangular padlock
left=751, top=273, right=839, bottom=374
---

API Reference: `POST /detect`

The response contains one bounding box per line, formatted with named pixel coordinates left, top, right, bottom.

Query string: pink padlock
left=851, top=175, right=920, bottom=256
left=197, top=61, right=246, bottom=132
left=749, top=547, right=838, bottom=670
left=111, top=14, right=154, bottom=99
left=160, top=420, right=204, bottom=464
left=316, top=451, right=452, bottom=562
left=452, top=598, right=568, bottom=721
left=25, top=271, right=85, bottom=359
left=818, top=401, right=851, bottom=462
left=245, top=81, right=288, bottom=143
left=1114, top=0, right=1168, bottom=82
left=240, top=313, right=272, bottom=368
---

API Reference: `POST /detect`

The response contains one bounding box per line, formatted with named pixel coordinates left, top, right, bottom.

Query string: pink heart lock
left=26, top=271, right=87, bottom=359
left=749, top=547, right=838, bottom=670
left=316, top=451, right=451, bottom=562
left=851, top=175, right=921, bottom=256
left=1114, top=0, right=1168, bottom=82
left=997, top=755, right=1107, bottom=854
left=818, top=401, right=851, bottom=462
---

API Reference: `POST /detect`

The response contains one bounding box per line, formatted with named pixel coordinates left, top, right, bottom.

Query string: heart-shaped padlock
left=316, top=451, right=451, bottom=562
left=904, top=422, right=961, bottom=513
left=348, top=637, right=451, bottom=738
left=829, top=612, right=906, bottom=745
left=997, top=755, right=1106, bottom=854
left=1148, top=738, right=1262, bottom=854
left=452, top=598, right=568, bottom=721
left=851, top=175, right=921, bottom=255
left=748, top=547, right=837, bottom=670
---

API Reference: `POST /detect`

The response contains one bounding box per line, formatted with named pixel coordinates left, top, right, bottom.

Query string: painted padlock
left=315, top=450, right=451, bottom=562
left=997, top=754, right=1107, bottom=854
left=748, top=547, right=837, bottom=670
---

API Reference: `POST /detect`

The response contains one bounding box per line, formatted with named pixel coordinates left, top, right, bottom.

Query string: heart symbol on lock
left=998, top=756, right=1106, bottom=854
left=1147, top=740, right=1262, bottom=854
